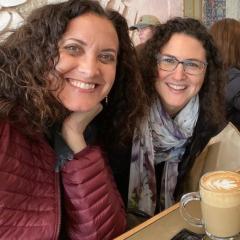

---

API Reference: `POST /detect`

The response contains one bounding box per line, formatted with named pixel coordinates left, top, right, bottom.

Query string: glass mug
left=180, top=171, right=240, bottom=240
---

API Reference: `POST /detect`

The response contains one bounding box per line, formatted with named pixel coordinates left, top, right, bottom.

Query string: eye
left=63, top=44, right=83, bottom=56
left=185, top=60, right=201, bottom=69
left=98, top=53, right=116, bottom=64
left=161, top=57, right=176, bottom=64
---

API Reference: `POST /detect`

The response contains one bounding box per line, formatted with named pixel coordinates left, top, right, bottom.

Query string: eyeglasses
left=156, top=54, right=207, bottom=75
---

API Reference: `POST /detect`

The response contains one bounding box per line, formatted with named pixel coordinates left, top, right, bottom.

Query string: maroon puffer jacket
left=0, top=121, right=126, bottom=239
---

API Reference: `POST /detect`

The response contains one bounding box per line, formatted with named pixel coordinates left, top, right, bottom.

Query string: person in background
left=110, top=17, right=226, bottom=223
left=210, top=18, right=240, bottom=129
left=0, top=0, right=146, bottom=239
left=129, top=15, right=160, bottom=44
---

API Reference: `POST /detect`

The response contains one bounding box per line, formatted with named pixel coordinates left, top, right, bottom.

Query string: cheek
left=193, top=76, right=205, bottom=93
left=50, top=81, right=66, bottom=104
left=156, top=70, right=168, bottom=87
left=55, top=52, right=75, bottom=73
left=47, top=73, right=61, bottom=95
left=104, top=67, right=116, bottom=88
left=146, top=31, right=153, bottom=37
left=154, top=79, right=164, bottom=97
left=55, top=53, right=64, bottom=72
left=157, top=68, right=166, bottom=79
left=144, top=29, right=153, bottom=37
left=46, top=72, right=67, bottom=105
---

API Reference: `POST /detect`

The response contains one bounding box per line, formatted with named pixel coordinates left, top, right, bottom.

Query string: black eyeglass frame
left=156, top=54, right=208, bottom=75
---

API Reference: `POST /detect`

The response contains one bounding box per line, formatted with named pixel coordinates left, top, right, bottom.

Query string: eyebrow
left=162, top=54, right=206, bottom=63
left=65, top=38, right=87, bottom=46
left=185, top=58, right=206, bottom=63
left=60, top=38, right=118, bottom=55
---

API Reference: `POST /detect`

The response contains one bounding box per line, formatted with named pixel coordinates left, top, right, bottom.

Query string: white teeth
left=168, top=83, right=186, bottom=90
left=69, top=79, right=95, bottom=89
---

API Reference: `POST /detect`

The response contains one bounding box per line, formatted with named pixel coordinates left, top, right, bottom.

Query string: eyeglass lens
left=157, top=55, right=206, bottom=75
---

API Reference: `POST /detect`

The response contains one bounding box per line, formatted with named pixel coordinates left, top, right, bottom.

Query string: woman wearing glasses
left=109, top=17, right=226, bottom=223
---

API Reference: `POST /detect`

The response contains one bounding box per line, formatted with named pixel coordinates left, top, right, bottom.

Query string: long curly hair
left=210, top=18, right=240, bottom=70
left=0, top=0, right=147, bottom=144
left=139, top=17, right=226, bottom=127
left=99, top=10, right=147, bottom=147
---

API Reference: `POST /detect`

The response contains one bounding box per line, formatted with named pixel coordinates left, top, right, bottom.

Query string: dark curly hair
left=0, top=0, right=147, bottom=145
left=139, top=17, right=226, bottom=127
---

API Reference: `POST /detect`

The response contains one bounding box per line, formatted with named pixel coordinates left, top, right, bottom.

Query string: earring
left=105, top=95, right=108, bottom=104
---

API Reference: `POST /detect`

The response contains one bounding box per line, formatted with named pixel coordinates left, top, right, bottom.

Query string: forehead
left=61, top=13, right=119, bottom=50
left=161, top=33, right=206, bottom=60
left=138, top=26, right=153, bottom=32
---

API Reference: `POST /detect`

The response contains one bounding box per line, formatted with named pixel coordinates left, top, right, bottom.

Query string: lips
left=68, top=79, right=96, bottom=90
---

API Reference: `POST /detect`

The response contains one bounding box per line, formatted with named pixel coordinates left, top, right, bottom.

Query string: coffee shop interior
left=1, top=0, right=240, bottom=44
left=0, top=0, right=240, bottom=240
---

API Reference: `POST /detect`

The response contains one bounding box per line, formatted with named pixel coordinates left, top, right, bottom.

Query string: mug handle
left=179, top=192, right=203, bottom=227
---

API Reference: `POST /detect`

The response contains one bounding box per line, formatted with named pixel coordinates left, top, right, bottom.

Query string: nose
left=138, top=29, right=144, bottom=37
left=172, top=63, right=186, bottom=80
left=76, top=54, right=100, bottom=78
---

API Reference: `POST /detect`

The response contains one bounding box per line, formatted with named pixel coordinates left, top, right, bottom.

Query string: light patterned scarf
left=128, top=96, right=199, bottom=216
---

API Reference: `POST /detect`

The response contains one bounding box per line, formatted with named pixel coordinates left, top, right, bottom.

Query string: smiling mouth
left=68, top=79, right=96, bottom=90
left=167, top=83, right=187, bottom=91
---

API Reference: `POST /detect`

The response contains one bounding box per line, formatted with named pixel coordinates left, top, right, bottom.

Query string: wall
left=202, top=0, right=240, bottom=27
left=184, top=0, right=202, bottom=20
left=1, top=0, right=240, bottom=43
left=113, top=0, right=183, bottom=44
left=203, top=0, right=226, bottom=27
left=226, top=0, right=240, bottom=19
left=0, top=0, right=183, bottom=44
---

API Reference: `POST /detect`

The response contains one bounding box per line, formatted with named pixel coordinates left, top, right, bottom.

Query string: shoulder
left=184, top=112, right=225, bottom=159
left=0, top=120, right=36, bottom=143
left=228, top=67, right=240, bottom=81
left=194, top=111, right=226, bottom=139
left=0, top=120, right=8, bottom=133
left=0, top=120, right=17, bottom=140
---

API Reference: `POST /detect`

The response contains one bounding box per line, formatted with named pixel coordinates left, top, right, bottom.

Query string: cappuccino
left=200, top=171, right=240, bottom=238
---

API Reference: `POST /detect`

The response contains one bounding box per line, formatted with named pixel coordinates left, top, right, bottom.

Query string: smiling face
left=155, top=33, right=206, bottom=116
left=52, top=13, right=119, bottom=112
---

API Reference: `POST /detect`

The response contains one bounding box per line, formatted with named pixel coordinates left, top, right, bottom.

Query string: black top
left=108, top=109, right=225, bottom=210
left=226, top=67, right=240, bottom=129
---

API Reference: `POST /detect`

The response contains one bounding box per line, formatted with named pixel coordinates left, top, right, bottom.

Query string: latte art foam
left=200, top=171, right=240, bottom=208
left=213, top=179, right=237, bottom=189
left=201, top=171, right=240, bottom=192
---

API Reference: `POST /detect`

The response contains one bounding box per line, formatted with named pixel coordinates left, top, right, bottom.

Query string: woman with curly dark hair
left=0, top=0, right=146, bottom=239
left=123, top=17, right=226, bottom=219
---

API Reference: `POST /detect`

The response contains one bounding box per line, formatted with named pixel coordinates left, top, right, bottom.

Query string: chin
left=69, top=107, right=93, bottom=113
left=65, top=103, right=97, bottom=113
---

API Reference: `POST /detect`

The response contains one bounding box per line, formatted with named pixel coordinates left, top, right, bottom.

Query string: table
left=115, top=169, right=240, bottom=240
left=114, top=201, right=204, bottom=240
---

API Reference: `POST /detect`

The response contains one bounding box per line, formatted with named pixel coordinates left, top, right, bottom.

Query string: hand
left=61, top=104, right=103, bottom=153
left=62, top=104, right=103, bottom=135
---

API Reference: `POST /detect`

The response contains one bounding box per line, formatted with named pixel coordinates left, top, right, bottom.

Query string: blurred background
left=1, top=0, right=240, bottom=44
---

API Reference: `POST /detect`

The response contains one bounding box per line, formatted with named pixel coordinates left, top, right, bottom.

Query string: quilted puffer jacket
left=0, top=121, right=126, bottom=240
